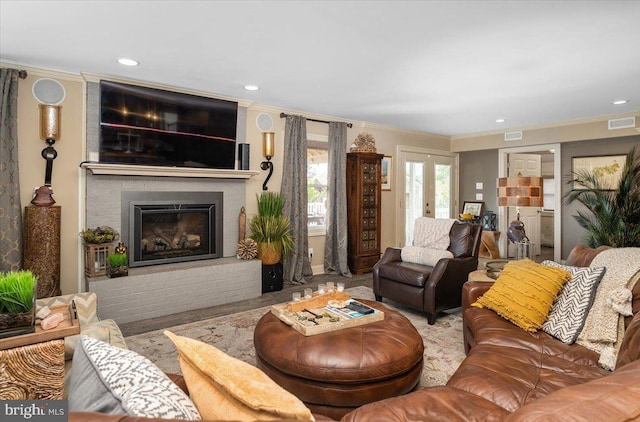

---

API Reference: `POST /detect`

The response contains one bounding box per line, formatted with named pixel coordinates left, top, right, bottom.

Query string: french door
left=397, top=147, right=457, bottom=247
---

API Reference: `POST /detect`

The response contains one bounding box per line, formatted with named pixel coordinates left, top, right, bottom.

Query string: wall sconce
left=31, top=78, right=65, bottom=207
left=31, top=104, right=62, bottom=207
left=497, top=173, right=543, bottom=244
left=260, top=132, right=275, bottom=191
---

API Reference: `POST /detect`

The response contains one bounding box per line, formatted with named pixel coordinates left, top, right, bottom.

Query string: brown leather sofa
left=70, top=246, right=640, bottom=422
left=343, top=246, right=640, bottom=421
left=373, top=222, right=482, bottom=324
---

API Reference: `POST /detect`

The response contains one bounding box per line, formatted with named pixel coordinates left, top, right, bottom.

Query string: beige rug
left=125, top=286, right=466, bottom=387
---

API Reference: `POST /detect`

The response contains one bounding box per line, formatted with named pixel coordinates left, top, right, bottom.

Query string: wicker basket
left=0, top=339, right=65, bottom=399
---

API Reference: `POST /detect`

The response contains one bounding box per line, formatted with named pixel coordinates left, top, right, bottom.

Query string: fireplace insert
left=122, top=191, right=223, bottom=267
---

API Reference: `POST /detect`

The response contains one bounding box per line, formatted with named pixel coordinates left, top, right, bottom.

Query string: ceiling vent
left=504, top=131, right=523, bottom=142
left=608, top=117, right=635, bottom=130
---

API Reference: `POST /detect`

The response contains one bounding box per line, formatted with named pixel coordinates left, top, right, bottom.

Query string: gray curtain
left=324, top=122, right=352, bottom=277
left=0, top=68, right=23, bottom=271
left=281, top=115, right=313, bottom=284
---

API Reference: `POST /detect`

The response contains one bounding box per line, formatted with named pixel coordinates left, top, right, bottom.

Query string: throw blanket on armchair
left=401, top=247, right=454, bottom=267
left=577, top=248, right=640, bottom=370
left=412, top=218, right=456, bottom=249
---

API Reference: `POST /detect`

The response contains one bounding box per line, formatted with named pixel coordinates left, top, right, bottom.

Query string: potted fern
left=566, top=147, right=640, bottom=247
left=0, top=270, right=38, bottom=338
left=249, top=192, right=295, bottom=265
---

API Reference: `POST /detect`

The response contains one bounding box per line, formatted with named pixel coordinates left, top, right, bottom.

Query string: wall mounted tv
left=100, top=80, right=238, bottom=169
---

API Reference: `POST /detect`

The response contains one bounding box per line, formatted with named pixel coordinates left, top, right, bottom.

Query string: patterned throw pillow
left=68, top=336, right=201, bottom=420
left=542, top=261, right=606, bottom=344
left=472, top=259, right=572, bottom=332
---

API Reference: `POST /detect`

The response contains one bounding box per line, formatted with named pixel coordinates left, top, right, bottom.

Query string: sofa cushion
left=378, top=261, right=432, bottom=287
left=68, top=336, right=200, bottom=420
left=541, top=261, right=606, bottom=344
left=504, top=359, right=640, bottom=421
left=164, top=331, right=313, bottom=421
left=448, top=341, right=607, bottom=412
left=472, top=259, right=571, bottom=332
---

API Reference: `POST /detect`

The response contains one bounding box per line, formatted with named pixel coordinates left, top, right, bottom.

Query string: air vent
left=504, top=131, right=523, bottom=141
left=608, top=117, right=635, bottom=130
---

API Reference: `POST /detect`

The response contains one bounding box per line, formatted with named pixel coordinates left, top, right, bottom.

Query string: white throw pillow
left=401, top=246, right=454, bottom=266
left=68, top=335, right=201, bottom=420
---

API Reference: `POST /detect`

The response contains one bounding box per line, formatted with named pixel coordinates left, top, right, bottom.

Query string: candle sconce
left=260, top=132, right=275, bottom=191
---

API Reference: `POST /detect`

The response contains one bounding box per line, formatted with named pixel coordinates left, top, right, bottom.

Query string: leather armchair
left=373, top=222, right=482, bottom=324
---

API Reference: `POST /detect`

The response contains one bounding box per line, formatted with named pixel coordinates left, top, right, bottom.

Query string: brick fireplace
left=83, top=82, right=261, bottom=324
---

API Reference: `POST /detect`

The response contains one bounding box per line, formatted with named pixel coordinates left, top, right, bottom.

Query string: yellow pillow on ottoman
left=472, top=259, right=571, bottom=332
left=164, top=331, right=314, bottom=421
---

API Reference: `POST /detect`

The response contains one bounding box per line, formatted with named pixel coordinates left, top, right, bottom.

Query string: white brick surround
left=84, top=82, right=261, bottom=323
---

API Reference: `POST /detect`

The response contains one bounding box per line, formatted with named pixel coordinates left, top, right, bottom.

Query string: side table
left=0, top=304, right=79, bottom=399
left=468, top=270, right=496, bottom=283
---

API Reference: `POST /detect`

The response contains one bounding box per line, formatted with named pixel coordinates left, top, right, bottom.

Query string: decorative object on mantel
left=237, top=238, right=258, bottom=260
left=0, top=270, right=38, bottom=339
left=23, top=206, right=61, bottom=298
left=260, top=132, right=275, bottom=191
left=81, top=226, right=119, bottom=277
left=107, top=243, right=129, bottom=278
left=350, top=132, right=376, bottom=153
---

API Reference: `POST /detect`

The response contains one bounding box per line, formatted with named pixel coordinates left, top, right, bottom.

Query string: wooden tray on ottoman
left=271, top=292, right=384, bottom=336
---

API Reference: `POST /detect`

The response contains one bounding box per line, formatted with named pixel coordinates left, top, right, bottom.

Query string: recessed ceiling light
left=244, top=85, right=260, bottom=91
left=612, top=99, right=629, bottom=105
left=117, top=57, right=139, bottom=66
left=495, top=118, right=505, bottom=123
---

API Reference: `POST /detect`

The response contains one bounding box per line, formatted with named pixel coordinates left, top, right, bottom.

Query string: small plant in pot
left=249, top=192, right=295, bottom=265
left=0, top=270, right=38, bottom=338
left=107, top=252, right=129, bottom=278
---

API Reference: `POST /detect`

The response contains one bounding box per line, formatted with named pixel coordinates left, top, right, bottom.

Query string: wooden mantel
left=81, top=162, right=259, bottom=179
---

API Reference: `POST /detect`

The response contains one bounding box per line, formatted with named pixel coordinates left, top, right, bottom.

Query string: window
left=307, top=140, right=328, bottom=236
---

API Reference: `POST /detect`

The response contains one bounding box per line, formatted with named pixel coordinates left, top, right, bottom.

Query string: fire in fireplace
left=121, top=192, right=223, bottom=267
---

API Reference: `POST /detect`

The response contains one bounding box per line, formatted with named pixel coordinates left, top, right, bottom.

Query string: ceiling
left=2, top=1, right=639, bottom=136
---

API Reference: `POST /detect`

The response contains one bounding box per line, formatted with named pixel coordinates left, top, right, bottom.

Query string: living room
left=1, top=1, right=640, bottom=421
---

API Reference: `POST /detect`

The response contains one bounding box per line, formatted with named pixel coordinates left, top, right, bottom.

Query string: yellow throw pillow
left=164, top=331, right=314, bottom=422
left=472, top=259, right=571, bottom=332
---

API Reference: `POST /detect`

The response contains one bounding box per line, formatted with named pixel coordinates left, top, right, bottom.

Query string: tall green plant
left=250, top=192, right=295, bottom=256
left=565, top=147, right=640, bottom=247
left=256, top=192, right=286, bottom=217
left=0, top=271, right=38, bottom=313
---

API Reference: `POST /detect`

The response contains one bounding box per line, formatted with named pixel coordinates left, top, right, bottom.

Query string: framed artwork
left=381, top=156, right=392, bottom=191
left=462, top=201, right=484, bottom=218
left=572, top=154, right=626, bottom=190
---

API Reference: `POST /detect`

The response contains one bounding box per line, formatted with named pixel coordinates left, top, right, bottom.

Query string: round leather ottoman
left=254, top=299, right=424, bottom=420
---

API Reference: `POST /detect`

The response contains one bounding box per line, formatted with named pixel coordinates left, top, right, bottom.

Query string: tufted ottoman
left=253, top=299, right=424, bottom=419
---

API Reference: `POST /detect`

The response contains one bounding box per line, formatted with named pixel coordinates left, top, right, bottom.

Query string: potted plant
left=566, top=147, right=640, bottom=247
left=0, top=270, right=38, bottom=338
left=107, top=244, right=129, bottom=278
left=249, top=192, right=295, bottom=265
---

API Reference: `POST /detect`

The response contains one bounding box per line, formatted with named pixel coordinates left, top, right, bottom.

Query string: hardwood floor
left=120, top=272, right=373, bottom=336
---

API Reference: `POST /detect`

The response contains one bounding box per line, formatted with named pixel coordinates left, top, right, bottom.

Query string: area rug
left=125, top=286, right=466, bottom=387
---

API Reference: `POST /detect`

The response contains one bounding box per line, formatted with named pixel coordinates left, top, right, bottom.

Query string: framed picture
left=572, top=154, right=626, bottom=190
left=381, top=156, right=392, bottom=191
left=462, top=201, right=484, bottom=219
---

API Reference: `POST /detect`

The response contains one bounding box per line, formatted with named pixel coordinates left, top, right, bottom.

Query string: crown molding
left=452, top=110, right=640, bottom=141
left=0, top=61, right=84, bottom=82
left=81, top=72, right=253, bottom=108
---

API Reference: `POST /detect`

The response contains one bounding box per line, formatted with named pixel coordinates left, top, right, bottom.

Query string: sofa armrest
left=462, top=280, right=494, bottom=310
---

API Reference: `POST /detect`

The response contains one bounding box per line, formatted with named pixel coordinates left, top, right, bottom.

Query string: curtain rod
left=279, top=112, right=353, bottom=128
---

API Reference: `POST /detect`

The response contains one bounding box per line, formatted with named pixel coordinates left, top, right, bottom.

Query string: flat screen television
left=99, top=81, right=237, bottom=169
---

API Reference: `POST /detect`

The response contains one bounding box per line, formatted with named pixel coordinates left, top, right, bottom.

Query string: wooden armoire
left=346, top=152, right=384, bottom=274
